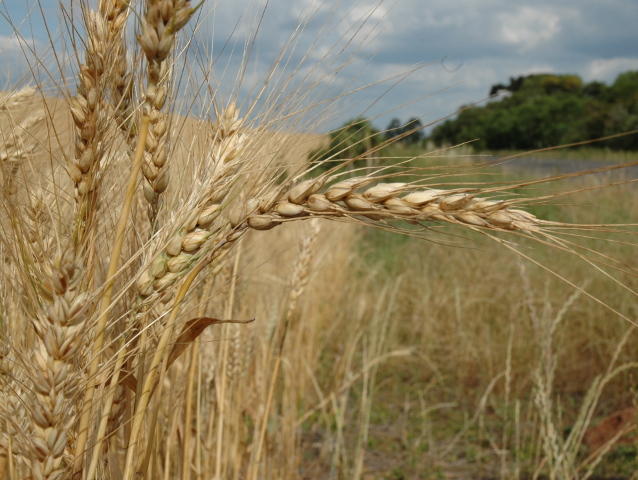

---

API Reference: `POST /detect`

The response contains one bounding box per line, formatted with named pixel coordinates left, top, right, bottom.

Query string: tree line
left=430, top=71, right=638, bottom=151
left=309, top=117, right=425, bottom=170
left=311, top=71, right=638, bottom=166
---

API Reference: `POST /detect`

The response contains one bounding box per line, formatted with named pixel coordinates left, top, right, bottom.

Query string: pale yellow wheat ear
left=0, top=83, right=84, bottom=478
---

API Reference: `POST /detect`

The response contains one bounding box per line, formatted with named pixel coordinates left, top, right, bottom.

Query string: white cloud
left=0, top=34, right=44, bottom=84
left=585, top=57, right=638, bottom=82
left=0, top=34, right=22, bottom=51
left=499, top=6, right=561, bottom=51
left=1, top=0, right=637, bottom=131
left=348, top=2, right=389, bottom=24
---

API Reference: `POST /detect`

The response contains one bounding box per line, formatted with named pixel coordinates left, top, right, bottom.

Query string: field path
left=489, top=155, right=638, bottom=179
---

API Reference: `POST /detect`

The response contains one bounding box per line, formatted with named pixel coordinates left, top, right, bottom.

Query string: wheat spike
left=138, top=0, right=199, bottom=231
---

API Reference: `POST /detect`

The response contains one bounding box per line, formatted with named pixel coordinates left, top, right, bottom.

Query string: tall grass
left=0, top=1, right=637, bottom=479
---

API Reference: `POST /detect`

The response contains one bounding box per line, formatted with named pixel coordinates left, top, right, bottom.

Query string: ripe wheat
left=0, top=0, right=637, bottom=479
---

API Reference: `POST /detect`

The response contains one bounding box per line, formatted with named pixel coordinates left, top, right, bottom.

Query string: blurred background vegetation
left=292, top=71, right=638, bottom=478
left=314, top=70, right=638, bottom=162
left=430, top=71, right=638, bottom=151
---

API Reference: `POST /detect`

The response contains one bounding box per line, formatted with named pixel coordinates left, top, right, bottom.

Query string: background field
left=194, top=144, right=638, bottom=479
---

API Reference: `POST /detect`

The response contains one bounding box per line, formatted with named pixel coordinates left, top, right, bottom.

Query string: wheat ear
left=0, top=111, right=43, bottom=196
left=137, top=178, right=539, bottom=302
left=246, top=178, right=540, bottom=233
left=69, top=2, right=126, bottom=250
left=26, top=248, right=88, bottom=480
left=138, top=0, right=194, bottom=231
left=107, top=1, right=135, bottom=141
left=23, top=4, right=130, bottom=478
left=135, top=102, right=247, bottom=301
left=0, top=87, right=43, bottom=195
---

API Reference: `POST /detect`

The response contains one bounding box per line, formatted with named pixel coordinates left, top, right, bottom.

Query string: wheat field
left=0, top=1, right=637, bottom=479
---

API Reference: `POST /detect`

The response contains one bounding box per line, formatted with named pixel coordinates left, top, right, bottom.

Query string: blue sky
left=1, top=0, right=637, bottom=133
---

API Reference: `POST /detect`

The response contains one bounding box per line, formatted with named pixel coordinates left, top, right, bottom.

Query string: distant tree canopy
left=309, top=118, right=381, bottom=171
left=384, top=117, right=424, bottom=145
left=431, top=71, right=638, bottom=151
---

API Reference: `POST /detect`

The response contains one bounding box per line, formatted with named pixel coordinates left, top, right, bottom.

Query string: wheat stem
left=85, top=336, right=127, bottom=480
left=122, top=260, right=206, bottom=480
left=73, top=114, right=151, bottom=478
left=181, top=341, right=198, bottom=480
left=213, top=245, right=241, bottom=479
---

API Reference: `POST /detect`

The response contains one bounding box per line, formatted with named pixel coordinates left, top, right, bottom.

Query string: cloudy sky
left=1, top=0, right=637, bottom=132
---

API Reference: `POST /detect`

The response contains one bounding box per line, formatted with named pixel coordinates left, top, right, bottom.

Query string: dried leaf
left=118, top=369, right=138, bottom=392
left=111, top=317, right=253, bottom=393
left=167, top=317, right=254, bottom=367
left=103, top=368, right=138, bottom=393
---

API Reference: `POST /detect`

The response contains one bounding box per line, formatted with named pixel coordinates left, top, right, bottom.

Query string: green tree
left=385, top=118, right=402, bottom=140
left=606, top=71, right=638, bottom=105
left=310, top=118, right=381, bottom=172
left=431, top=106, right=490, bottom=150
left=402, top=117, right=424, bottom=145
left=583, top=81, right=608, bottom=99
left=432, top=71, right=638, bottom=151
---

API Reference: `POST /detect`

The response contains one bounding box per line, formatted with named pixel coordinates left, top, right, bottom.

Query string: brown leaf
left=166, top=317, right=254, bottom=368
left=118, top=369, right=138, bottom=392
left=109, top=317, right=253, bottom=393
left=103, top=368, right=138, bottom=393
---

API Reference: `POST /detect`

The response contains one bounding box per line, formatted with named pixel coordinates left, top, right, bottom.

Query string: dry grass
left=0, top=1, right=638, bottom=479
